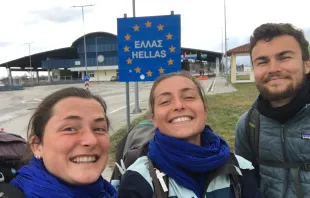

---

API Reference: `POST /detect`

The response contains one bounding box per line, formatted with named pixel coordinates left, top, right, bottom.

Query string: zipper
left=280, top=126, right=289, bottom=198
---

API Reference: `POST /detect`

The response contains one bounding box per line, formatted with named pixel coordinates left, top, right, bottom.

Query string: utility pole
left=72, top=4, right=95, bottom=75
left=24, top=42, right=34, bottom=83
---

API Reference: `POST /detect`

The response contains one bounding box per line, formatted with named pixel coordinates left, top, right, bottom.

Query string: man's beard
left=256, top=72, right=306, bottom=101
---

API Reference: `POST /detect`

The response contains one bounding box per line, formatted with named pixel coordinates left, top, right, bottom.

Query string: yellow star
left=135, top=67, right=141, bottom=73
left=158, top=67, right=165, bottom=74
left=145, top=21, right=152, bottom=28
left=169, top=45, right=175, bottom=52
left=166, top=33, right=173, bottom=40
left=167, top=58, right=174, bottom=65
left=123, top=45, right=130, bottom=52
left=147, top=70, right=153, bottom=76
left=126, top=58, right=132, bottom=64
left=125, top=34, right=131, bottom=41
left=157, top=24, right=164, bottom=31
left=133, top=24, right=140, bottom=31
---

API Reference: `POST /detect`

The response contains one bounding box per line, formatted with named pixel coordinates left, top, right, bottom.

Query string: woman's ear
left=30, top=136, right=43, bottom=158
left=305, top=60, right=310, bottom=74
left=151, top=113, right=158, bottom=128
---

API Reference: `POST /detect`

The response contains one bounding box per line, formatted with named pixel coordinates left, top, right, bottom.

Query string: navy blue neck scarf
left=148, top=125, right=230, bottom=198
left=10, top=157, right=117, bottom=198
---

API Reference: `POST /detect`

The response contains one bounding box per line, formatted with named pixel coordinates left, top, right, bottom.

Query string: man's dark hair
left=250, top=23, right=309, bottom=61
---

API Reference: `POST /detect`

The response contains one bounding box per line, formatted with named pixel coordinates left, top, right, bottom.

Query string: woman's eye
left=160, top=101, right=169, bottom=105
left=94, top=128, right=108, bottom=134
left=64, top=127, right=77, bottom=132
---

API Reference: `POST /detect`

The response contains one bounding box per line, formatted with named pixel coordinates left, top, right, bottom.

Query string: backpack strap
left=203, top=153, right=242, bottom=198
left=245, top=103, right=260, bottom=164
left=245, top=103, right=261, bottom=184
left=0, top=183, right=26, bottom=198
left=148, top=158, right=168, bottom=198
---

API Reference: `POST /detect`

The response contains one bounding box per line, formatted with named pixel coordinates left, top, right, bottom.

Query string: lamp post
left=24, top=42, right=34, bottom=83
left=95, top=36, right=103, bottom=83
left=224, top=0, right=229, bottom=85
left=72, top=4, right=95, bottom=76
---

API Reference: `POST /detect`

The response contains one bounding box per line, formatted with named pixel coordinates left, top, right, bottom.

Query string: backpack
left=110, top=120, right=243, bottom=198
left=245, top=103, right=310, bottom=198
left=0, top=130, right=27, bottom=183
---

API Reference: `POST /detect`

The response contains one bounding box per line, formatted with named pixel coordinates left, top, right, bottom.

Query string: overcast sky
left=0, top=0, right=310, bottom=78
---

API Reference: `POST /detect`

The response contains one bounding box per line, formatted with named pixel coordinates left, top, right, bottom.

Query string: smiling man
left=235, top=23, right=310, bottom=198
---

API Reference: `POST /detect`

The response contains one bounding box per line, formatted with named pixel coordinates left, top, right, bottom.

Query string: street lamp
left=72, top=4, right=95, bottom=76
left=95, top=36, right=103, bottom=83
left=224, top=0, right=229, bottom=85
left=24, top=42, right=34, bottom=83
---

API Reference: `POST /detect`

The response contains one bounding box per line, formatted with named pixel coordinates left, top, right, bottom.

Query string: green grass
left=206, top=83, right=258, bottom=151
left=108, top=83, right=258, bottom=164
left=236, top=74, right=250, bottom=80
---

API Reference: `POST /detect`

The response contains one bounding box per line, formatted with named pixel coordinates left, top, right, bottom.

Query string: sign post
left=117, top=13, right=181, bottom=132
left=84, top=74, right=90, bottom=90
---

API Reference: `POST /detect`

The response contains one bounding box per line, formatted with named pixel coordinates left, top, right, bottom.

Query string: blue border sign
left=117, top=14, right=181, bottom=82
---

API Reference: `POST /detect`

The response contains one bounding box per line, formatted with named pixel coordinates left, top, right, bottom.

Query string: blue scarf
left=148, top=125, right=230, bottom=198
left=10, top=157, right=117, bottom=198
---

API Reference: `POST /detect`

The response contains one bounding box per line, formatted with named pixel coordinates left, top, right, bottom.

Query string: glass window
left=89, top=71, right=95, bottom=77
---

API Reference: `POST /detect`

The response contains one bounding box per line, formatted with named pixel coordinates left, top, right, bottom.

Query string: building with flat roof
left=0, top=31, right=223, bottom=84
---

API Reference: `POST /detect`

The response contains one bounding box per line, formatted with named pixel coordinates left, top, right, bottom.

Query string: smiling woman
left=9, top=87, right=117, bottom=198
left=117, top=71, right=260, bottom=198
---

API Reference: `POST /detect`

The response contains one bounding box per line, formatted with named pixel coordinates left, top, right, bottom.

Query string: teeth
left=171, top=117, right=191, bottom=123
left=71, top=156, right=97, bottom=163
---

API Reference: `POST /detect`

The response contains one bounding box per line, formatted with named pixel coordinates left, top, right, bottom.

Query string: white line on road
left=107, top=100, right=147, bottom=115
left=210, top=78, right=216, bottom=92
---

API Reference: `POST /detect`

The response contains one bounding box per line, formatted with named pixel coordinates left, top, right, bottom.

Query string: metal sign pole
left=132, top=0, right=142, bottom=114
left=124, top=13, right=131, bottom=133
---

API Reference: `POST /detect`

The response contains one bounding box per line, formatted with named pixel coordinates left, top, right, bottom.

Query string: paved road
left=0, top=82, right=153, bottom=138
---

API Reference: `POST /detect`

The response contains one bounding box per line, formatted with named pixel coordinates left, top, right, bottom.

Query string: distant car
left=110, top=76, right=119, bottom=81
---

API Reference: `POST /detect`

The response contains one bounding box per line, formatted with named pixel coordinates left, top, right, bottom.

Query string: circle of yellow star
left=133, top=24, right=140, bottom=31
left=167, top=58, right=174, bottom=65
left=147, top=70, right=153, bottom=76
left=125, top=34, right=131, bottom=41
left=145, top=21, right=152, bottom=28
left=166, top=33, right=173, bottom=40
left=126, top=58, right=132, bottom=64
left=157, top=24, right=164, bottom=31
left=158, top=67, right=165, bottom=74
left=123, top=45, right=130, bottom=52
left=169, top=45, right=176, bottom=52
left=135, top=67, right=141, bottom=73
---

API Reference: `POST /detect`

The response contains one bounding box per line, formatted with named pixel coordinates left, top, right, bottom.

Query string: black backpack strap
left=245, top=103, right=261, bottom=163
left=203, top=153, right=242, bottom=198
left=245, top=103, right=261, bottom=184
left=0, top=183, right=26, bottom=198
left=148, top=158, right=168, bottom=198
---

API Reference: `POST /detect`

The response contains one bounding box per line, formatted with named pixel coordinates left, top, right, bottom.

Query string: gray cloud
left=0, top=42, right=11, bottom=48
left=29, top=6, right=94, bottom=23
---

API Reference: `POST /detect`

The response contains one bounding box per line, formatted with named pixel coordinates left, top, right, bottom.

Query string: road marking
left=21, top=98, right=42, bottom=104
left=210, top=78, right=216, bottom=92
left=107, top=101, right=147, bottom=115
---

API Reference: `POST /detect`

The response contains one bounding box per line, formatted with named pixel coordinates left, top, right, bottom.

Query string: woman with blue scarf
left=117, top=71, right=260, bottom=198
left=9, top=87, right=117, bottom=198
